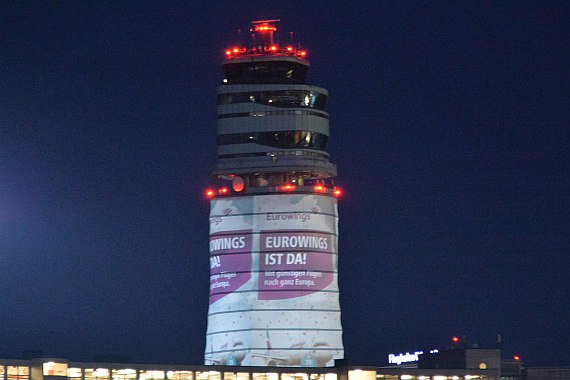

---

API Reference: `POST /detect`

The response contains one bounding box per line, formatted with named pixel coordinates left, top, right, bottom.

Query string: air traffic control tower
left=205, top=20, right=343, bottom=367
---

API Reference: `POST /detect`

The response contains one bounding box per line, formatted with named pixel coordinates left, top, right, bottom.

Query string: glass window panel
left=223, top=373, right=249, bottom=380
left=195, top=372, right=220, bottom=380
left=282, top=374, right=308, bottom=380
left=252, top=373, right=278, bottom=380
left=112, top=369, right=137, bottom=380
left=43, top=362, right=67, bottom=376
left=223, top=62, right=308, bottom=84
left=67, top=368, right=82, bottom=379
left=6, top=367, right=15, bottom=380
left=140, top=371, right=165, bottom=380
left=218, top=91, right=327, bottom=110
left=7, top=367, right=29, bottom=380
left=167, top=371, right=192, bottom=380
left=217, top=131, right=328, bottom=151
left=85, top=368, right=110, bottom=380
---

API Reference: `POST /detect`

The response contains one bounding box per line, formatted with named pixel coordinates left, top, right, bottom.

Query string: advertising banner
left=205, top=194, right=343, bottom=367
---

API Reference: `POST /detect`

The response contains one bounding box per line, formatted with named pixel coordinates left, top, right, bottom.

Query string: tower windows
left=223, top=61, right=308, bottom=84
left=218, top=131, right=328, bottom=151
left=217, top=151, right=330, bottom=160
left=218, top=110, right=328, bottom=119
left=218, top=90, right=327, bottom=110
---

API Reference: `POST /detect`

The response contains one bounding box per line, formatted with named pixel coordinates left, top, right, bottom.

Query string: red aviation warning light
left=205, top=189, right=215, bottom=198
left=513, top=355, right=520, bottom=361
left=252, top=19, right=279, bottom=36
left=282, top=184, right=296, bottom=191
left=224, top=47, right=246, bottom=57
left=254, top=24, right=277, bottom=32
left=452, top=336, right=460, bottom=345
left=333, top=187, right=342, bottom=197
left=218, top=187, right=229, bottom=195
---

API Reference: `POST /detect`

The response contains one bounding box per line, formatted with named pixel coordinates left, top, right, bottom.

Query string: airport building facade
left=0, top=357, right=508, bottom=380
left=2, top=353, right=568, bottom=380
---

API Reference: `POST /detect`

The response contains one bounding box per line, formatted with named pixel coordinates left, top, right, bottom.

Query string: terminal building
left=1, top=350, right=569, bottom=380
left=2, top=19, right=568, bottom=380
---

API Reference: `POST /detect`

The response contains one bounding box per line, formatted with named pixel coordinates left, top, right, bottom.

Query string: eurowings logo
left=266, top=213, right=311, bottom=222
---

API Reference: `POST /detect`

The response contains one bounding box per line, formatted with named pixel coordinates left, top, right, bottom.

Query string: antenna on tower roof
left=251, top=19, right=281, bottom=24
left=224, top=19, right=308, bottom=60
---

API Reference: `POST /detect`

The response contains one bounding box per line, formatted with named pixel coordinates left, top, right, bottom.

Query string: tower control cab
left=208, top=20, right=340, bottom=199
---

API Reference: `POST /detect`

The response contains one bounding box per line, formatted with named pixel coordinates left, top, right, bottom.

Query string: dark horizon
left=1, top=1, right=568, bottom=368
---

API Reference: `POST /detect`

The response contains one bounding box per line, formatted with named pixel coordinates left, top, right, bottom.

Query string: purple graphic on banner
left=258, top=231, right=334, bottom=300
left=209, top=230, right=252, bottom=304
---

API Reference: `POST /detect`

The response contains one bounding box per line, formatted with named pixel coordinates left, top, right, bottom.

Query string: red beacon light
left=452, top=336, right=460, bottom=344
left=225, top=47, right=243, bottom=57
left=333, top=187, right=342, bottom=197
left=206, top=189, right=216, bottom=198
left=255, top=24, right=277, bottom=32
left=314, top=185, right=325, bottom=192
left=282, top=184, right=296, bottom=191
left=218, top=187, right=229, bottom=195
left=513, top=355, right=520, bottom=361
left=286, top=46, right=294, bottom=52
left=270, top=45, right=278, bottom=52
left=299, top=50, right=307, bottom=57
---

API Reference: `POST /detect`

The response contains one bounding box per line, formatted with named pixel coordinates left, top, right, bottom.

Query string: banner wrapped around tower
left=206, top=194, right=343, bottom=367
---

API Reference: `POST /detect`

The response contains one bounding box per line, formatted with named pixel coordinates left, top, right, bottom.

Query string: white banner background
left=205, top=194, right=343, bottom=366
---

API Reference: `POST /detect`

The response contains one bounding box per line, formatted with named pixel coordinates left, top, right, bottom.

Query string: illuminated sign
left=205, top=194, right=343, bottom=367
left=388, top=350, right=439, bottom=365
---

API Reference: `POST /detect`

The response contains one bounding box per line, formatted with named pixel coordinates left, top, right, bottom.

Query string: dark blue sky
left=1, top=1, right=568, bottom=367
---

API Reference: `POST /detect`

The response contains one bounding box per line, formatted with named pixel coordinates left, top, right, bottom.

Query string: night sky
left=1, top=1, right=568, bottom=368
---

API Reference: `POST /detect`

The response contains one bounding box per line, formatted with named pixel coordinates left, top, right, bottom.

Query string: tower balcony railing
left=206, top=184, right=342, bottom=199
left=224, top=45, right=308, bottom=60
